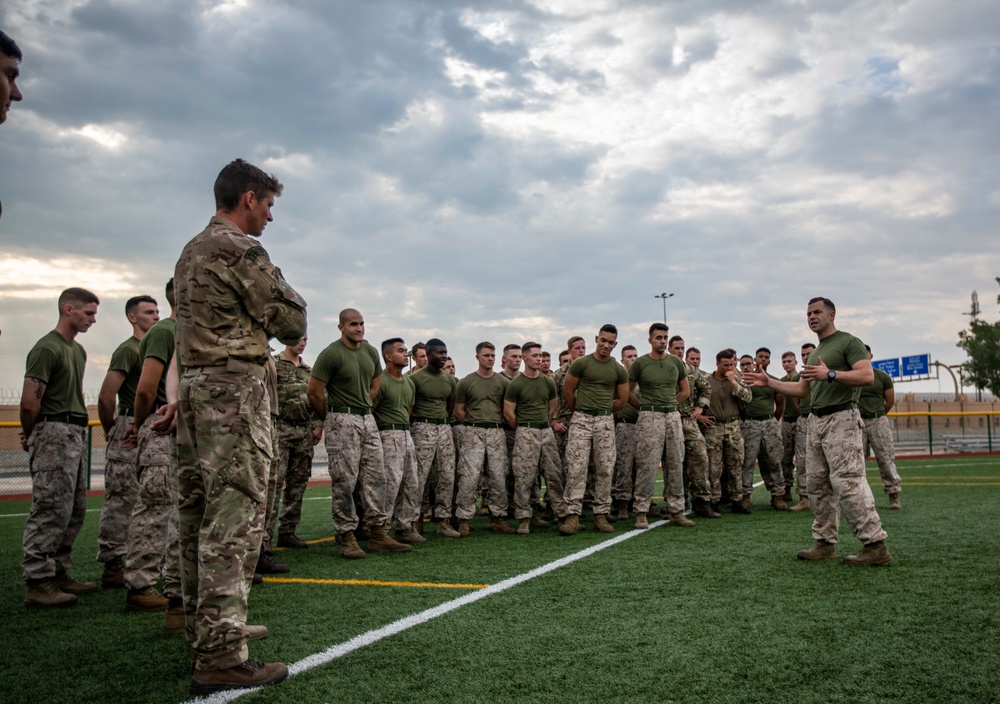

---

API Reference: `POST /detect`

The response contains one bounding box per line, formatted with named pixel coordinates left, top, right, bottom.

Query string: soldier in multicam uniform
left=778, top=351, right=800, bottom=504
left=703, top=349, right=752, bottom=514
left=174, top=159, right=305, bottom=693
left=611, top=345, right=639, bottom=522
left=738, top=349, right=788, bottom=511
left=560, top=325, right=629, bottom=535
left=273, top=337, right=323, bottom=549
left=308, top=309, right=409, bottom=559
left=20, top=287, right=101, bottom=607
left=745, top=297, right=891, bottom=566
left=503, top=341, right=561, bottom=534
left=669, top=339, right=720, bottom=519
left=860, top=345, right=902, bottom=510
left=96, top=295, right=159, bottom=589
left=788, top=343, right=816, bottom=512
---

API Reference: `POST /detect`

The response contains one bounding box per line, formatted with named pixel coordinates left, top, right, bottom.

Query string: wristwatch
left=827, top=370, right=837, bottom=383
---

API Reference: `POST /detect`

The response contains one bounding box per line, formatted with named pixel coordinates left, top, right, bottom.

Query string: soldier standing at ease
left=669, top=339, right=719, bottom=519
left=778, top=351, right=800, bottom=504
left=860, top=345, right=902, bottom=510
left=739, top=348, right=787, bottom=510
left=174, top=159, right=306, bottom=693
left=703, top=349, right=752, bottom=514
left=789, top=343, right=816, bottom=512
left=611, top=344, right=639, bottom=522
left=20, top=288, right=101, bottom=607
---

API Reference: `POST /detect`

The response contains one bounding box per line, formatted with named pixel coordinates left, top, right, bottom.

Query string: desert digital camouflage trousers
left=681, top=416, right=711, bottom=502
left=807, top=409, right=887, bottom=545
left=863, top=416, right=902, bottom=494
left=380, top=429, right=417, bottom=531
left=795, top=415, right=809, bottom=497
left=512, top=426, right=564, bottom=519
left=22, top=421, right=88, bottom=582
left=456, top=426, right=508, bottom=520
left=781, top=419, right=797, bottom=491
left=97, top=415, right=139, bottom=563
left=741, top=418, right=785, bottom=497
left=412, top=422, right=456, bottom=520
left=177, top=367, right=271, bottom=671
left=276, top=422, right=315, bottom=537
left=635, top=411, right=685, bottom=514
left=612, top=422, right=637, bottom=503
left=564, top=412, right=615, bottom=516
left=704, top=420, right=744, bottom=503
left=124, top=415, right=180, bottom=598
left=326, top=413, right=389, bottom=534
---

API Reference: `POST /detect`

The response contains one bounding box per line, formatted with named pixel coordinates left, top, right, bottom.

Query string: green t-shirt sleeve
left=616, top=364, right=628, bottom=384
left=108, top=343, right=139, bottom=374
left=25, top=346, right=56, bottom=384
left=310, top=347, right=333, bottom=384
left=142, top=326, right=174, bottom=365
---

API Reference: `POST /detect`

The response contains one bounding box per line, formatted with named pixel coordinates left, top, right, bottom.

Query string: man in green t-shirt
left=705, top=349, right=753, bottom=513
left=20, top=287, right=100, bottom=607
left=371, top=338, right=423, bottom=544
left=670, top=340, right=718, bottom=519
left=504, top=341, right=562, bottom=534
left=612, top=345, right=639, bottom=521
left=860, top=345, right=902, bottom=509
left=745, top=297, right=891, bottom=566
left=455, top=342, right=512, bottom=534
left=409, top=339, right=460, bottom=538
left=738, top=348, right=787, bottom=511
left=778, top=351, right=800, bottom=504
left=551, top=336, right=587, bottom=457
left=789, top=343, right=816, bottom=512
left=561, top=324, right=629, bottom=534
left=309, top=309, right=408, bottom=559
left=96, top=294, right=159, bottom=589
left=630, top=323, right=693, bottom=529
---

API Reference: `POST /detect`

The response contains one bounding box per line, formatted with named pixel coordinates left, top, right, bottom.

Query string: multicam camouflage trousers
left=564, top=412, right=615, bottom=517
left=177, top=367, right=271, bottom=671
left=741, top=418, right=785, bottom=497
left=22, top=421, right=88, bottom=582
left=456, top=427, right=508, bottom=520
left=326, top=413, right=389, bottom=535
left=681, top=415, right=711, bottom=502
left=807, top=409, right=887, bottom=545
left=412, top=422, right=456, bottom=521
left=635, top=411, right=685, bottom=515
left=863, top=416, right=902, bottom=495
left=97, top=415, right=139, bottom=563
left=124, top=415, right=180, bottom=598
left=381, top=429, right=417, bottom=531
left=704, top=420, right=744, bottom=503
left=795, top=415, right=810, bottom=498
left=780, top=419, right=797, bottom=492
left=511, top=426, right=564, bottom=519
left=275, top=422, right=315, bottom=539
left=612, top=421, right=637, bottom=504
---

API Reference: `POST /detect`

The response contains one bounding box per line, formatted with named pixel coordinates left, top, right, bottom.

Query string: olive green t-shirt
left=505, top=373, right=557, bottom=424
left=807, top=331, right=868, bottom=410
left=138, top=319, right=176, bottom=405
left=456, top=372, right=508, bottom=423
left=24, top=330, right=88, bottom=417
left=372, top=372, right=415, bottom=427
left=312, top=340, right=382, bottom=410
left=745, top=375, right=779, bottom=417
left=780, top=374, right=800, bottom=420
left=567, top=355, right=628, bottom=412
left=410, top=368, right=458, bottom=419
left=627, top=354, right=687, bottom=406
left=858, top=368, right=894, bottom=415
left=108, top=336, right=142, bottom=415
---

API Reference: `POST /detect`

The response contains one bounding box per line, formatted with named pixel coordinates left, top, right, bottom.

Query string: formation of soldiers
left=15, top=156, right=902, bottom=695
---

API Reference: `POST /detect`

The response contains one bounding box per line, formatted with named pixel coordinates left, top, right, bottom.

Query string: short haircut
left=740, top=354, right=754, bottom=362
left=801, top=343, right=816, bottom=351
left=808, top=296, right=836, bottom=312
left=558, top=349, right=570, bottom=360
left=410, top=341, right=426, bottom=357
left=164, top=278, right=176, bottom=308
left=864, top=344, right=872, bottom=354
left=686, top=346, right=701, bottom=356
left=567, top=335, right=584, bottom=348
left=214, top=158, right=283, bottom=212
left=476, top=341, right=495, bottom=353
left=125, top=295, right=157, bottom=316
left=716, top=348, right=737, bottom=363
left=781, top=351, right=796, bottom=360
left=338, top=308, right=361, bottom=325
left=381, top=337, right=405, bottom=356
left=755, top=347, right=771, bottom=356
left=58, top=287, right=99, bottom=312
left=540, top=351, right=551, bottom=359
left=648, top=322, right=668, bottom=336
left=0, top=30, right=22, bottom=60
left=426, top=338, right=446, bottom=351
left=668, top=335, right=683, bottom=346
left=521, top=341, right=541, bottom=354
left=599, top=323, right=618, bottom=336
left=503, top=343, right=520, bottom=354
left=621, top=345, right=636, bottom=355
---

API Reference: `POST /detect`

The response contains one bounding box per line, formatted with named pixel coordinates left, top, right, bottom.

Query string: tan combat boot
left=789, top=496, right=811, bottom=512
left=634, top=513, right=649, bottom=530
left=593, top=514, right=614, bottom=533
left=125, top=586, right=169, bottom=612
left=339, top=532, right=367, bottom=559
left=843, top=540, right=893, bottom=566
left=517, top=518, right=531, bottom=535
left=668, top=512, right=695, bottom=527
left=888, top=493, right=902, bottom=510
left=490, top=516, right=516, bottom=534
left=367, top=525, right=412, bottom=553
left=437, top=521, right=461, bottom=538
left=529, top=514, right=550, bottom=528
left=796, top=540, right=837, bottom=560
left=52, top=571, right=98, bottom=594
left=190, top=659, right=289, bottom=695
left=454, top=519, right=470, bottom=537
left=163, top=597, right=185, bottom=634
left=101, top=557, right=126, bottom=589
left=615, top=505, right=629, bottom=522
left=245, top=624, right=269, bottom=642
left=558, top=514, right=580, bottom=535
left=395, top=527, right=427, bottom=544
left=24, top=579, right=77, bottom=608
left=771, top=495, right=788, bottom=511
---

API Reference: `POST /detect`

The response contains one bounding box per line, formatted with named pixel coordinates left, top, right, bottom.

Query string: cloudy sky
left=1, top=0, right=997, bottom=397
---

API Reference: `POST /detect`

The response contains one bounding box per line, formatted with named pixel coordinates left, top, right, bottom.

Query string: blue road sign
left=901, top=353, right=930, bottom=377
left=873, top=358, right=900, bottom=378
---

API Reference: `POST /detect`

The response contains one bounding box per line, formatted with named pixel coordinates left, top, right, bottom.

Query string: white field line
left=187, top=518, right=670, bottom=704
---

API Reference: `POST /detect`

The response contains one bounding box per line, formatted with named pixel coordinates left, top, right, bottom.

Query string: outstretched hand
left=800, top=355, right=830, bottom=382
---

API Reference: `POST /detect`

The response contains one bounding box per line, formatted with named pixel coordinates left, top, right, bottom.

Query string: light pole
left=655, top=292, right=674, bottom=324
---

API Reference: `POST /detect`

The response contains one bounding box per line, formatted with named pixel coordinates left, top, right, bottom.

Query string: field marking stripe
left=262, top=576, right=488, bottom=589
left=0, top=507, right=100, bottom=519
left=188, top=519, right=669, bottom=704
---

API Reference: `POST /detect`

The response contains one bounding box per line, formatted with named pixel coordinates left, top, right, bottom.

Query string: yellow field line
left=262, top=576, right=489, bottom=589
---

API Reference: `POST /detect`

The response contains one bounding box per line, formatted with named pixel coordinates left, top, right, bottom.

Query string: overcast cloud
left=1, top=0, right=997, bottom=395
